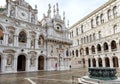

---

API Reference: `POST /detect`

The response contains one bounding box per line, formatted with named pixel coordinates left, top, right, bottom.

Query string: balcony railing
left=47, top=35, right=72, bottom=44
left=19, top=42, right=26, bottom=47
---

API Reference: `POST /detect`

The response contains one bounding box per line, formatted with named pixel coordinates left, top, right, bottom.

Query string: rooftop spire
left=47, top=3, right=51, bottom=18
left=35, top=5, right=37, bottom=9
left=67, top=20, right=69, bottom=28
left=63, top=11, right=65, bottom=22
left=56, top=3, right=59, bottom=15
left=53, top=5, right=55, bottom=16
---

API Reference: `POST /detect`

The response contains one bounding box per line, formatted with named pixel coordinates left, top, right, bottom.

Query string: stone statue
left=7, top=55, right=12, bottom=65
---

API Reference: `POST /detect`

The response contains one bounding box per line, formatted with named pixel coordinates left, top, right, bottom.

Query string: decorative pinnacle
left=67, top=20, right=69, bottom=28
left=63, top=11, right=65, bottom=21
left=47, top=3, right=51, bottom=17
left=56, top=3, right=59, bottom=14
left=53, top=5, right=55, bottom=16
left=35, top=5, right=37, bottom=9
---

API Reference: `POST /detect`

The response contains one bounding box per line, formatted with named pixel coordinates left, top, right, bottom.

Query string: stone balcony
left=46, top=35, right=72, bottom=44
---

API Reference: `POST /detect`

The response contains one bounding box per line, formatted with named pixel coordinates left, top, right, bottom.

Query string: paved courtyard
left=0, top=68, right=88, bottom=84
left=1, top=68, right=120, bottom=84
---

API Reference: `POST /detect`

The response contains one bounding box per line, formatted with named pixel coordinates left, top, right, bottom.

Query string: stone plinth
left=88, top=67, right=117, bottom=80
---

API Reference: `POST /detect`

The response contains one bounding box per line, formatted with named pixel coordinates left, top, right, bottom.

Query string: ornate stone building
left=0, top=0, right=72, bottom=73
left=69, top=0, right=120, bottom=69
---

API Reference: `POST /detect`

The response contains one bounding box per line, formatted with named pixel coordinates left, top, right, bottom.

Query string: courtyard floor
left=0, top=68, right=87, bottom=84
left=1, top=68, right=120, bottom=84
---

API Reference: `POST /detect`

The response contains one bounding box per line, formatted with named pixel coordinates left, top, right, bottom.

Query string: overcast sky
left=0, top=0, right=108, bottom=26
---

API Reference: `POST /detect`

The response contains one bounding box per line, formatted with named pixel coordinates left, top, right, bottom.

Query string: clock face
left=18, top=10, right=28, bottom=20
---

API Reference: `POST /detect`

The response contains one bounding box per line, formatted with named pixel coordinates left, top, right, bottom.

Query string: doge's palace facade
left=69, top=0, right=120, bottom=69
left=0, top=0, right=72, bottom=73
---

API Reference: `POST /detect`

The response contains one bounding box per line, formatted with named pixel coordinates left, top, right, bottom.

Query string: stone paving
left=0, top=68, right=87, bottom=84
left=0, top=68, right=120, bottom=84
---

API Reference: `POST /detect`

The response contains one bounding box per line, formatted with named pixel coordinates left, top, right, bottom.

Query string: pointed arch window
left=91, top=46, right=95, bottom=54
left=91, top=19, right=94, bottom=28
left=97, top=44, right=101, bottom=53
left=113, top=6, right=117, bottom=18
left=96, top=16, right=99, bottom=26
left=111, top=40, right=117, bottom=51
left=104, top=42, right=109, bottom=51
left=38, top=35, right=44, bottom=46
left=100, top=13, right=104, bottom=23
left=66, top=49, right=69, bottom=56
left=18, top=31, right=27, bottom=43
left=81, top=25, right=83, bottom=33
left=107, top=9, right=112, bottom=20
left=86, top=47, right=89, bottom=55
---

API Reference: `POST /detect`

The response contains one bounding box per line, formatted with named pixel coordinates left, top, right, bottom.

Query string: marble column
left=1, top=55, right=7, bottom=73
left=96, top=58, right=99, bottom=67
left=35, top=57, right=38, bottom=71
left=90, top=57, right=93, bottom=67
left=14, top=56, right=17, bottom=72
left=26, top=56, right=30, bottom=71
left=35, top=39, right=38, bottom=49
left=110, top=57, right=113, bottom=68
left=102, top=57, right=105, bottom=67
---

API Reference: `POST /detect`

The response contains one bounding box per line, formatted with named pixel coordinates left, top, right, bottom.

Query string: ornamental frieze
left=3, top=49, right=16, bottom=53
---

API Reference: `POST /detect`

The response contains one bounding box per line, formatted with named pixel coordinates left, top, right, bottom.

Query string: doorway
left=17, top=55, right=26, bottom=71
left=38, top=56, right=44, bottom=70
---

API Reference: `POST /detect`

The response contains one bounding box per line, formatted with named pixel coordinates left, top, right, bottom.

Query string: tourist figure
left=69, top=65, right=71, bottom=70
left=55, top=63, right=57, bottom=71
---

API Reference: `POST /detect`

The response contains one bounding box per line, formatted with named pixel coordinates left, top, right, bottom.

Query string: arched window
left=72, top=50, right=74, bottom=56
left=93, top=33, right=95, bottom=40
left=81, top=25, right=83, bottom=33
left=113, top=6, right=117, bottom=18
left=91, top=19, right=94, bottom=28
left=76, top=28, right=78, bottom=36
left=104, top=42, right=109, bottom=51
left=90, top=35, right=92, bottom=42
left=31, top=14, right=35, bottom=23
left=91, top=46, right=95, bottom=54
left=76, top=50, right=78, bottom=57
left=96, top=16, right=99, bottom=26
left=84, top=37, right=86, bottom=43
left=113, top=25, right=117, bottom=34
left=87, top=36, right=89, bottom=43
left=107, top=9, right=112, bottom=20
left=86, top=47, right=89, bottom=55
left=105, top=57, right=110, bottom=67
left=98, top=58, right=102, bottom=67
left=113, top=57, right=119, bottom=67
left=100, top=13, right=104, bottom=23
left=80, top=48, right=84, bottom=55
left=38, top=35, right=44, bottom=45
left=0, top=28, right=3, bottom=40
left=18, top=31, right=27, bottom=43
left=66, top=50, right=69, bottom=56
left=92, top=58, right=96, bottom=67
left=111, top=40, right=117, bottom=51
left=88, top=58, right=91, bottom=67
left=97, top=44, right=101, bottom=53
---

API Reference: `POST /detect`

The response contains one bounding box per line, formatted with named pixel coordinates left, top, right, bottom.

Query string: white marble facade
left=0, top=0, right=72, bottom=73
left=69, top=0, right=120, bottom=69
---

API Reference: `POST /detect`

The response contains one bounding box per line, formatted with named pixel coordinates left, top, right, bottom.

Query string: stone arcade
left=0, top=0, right=72, bottom=73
